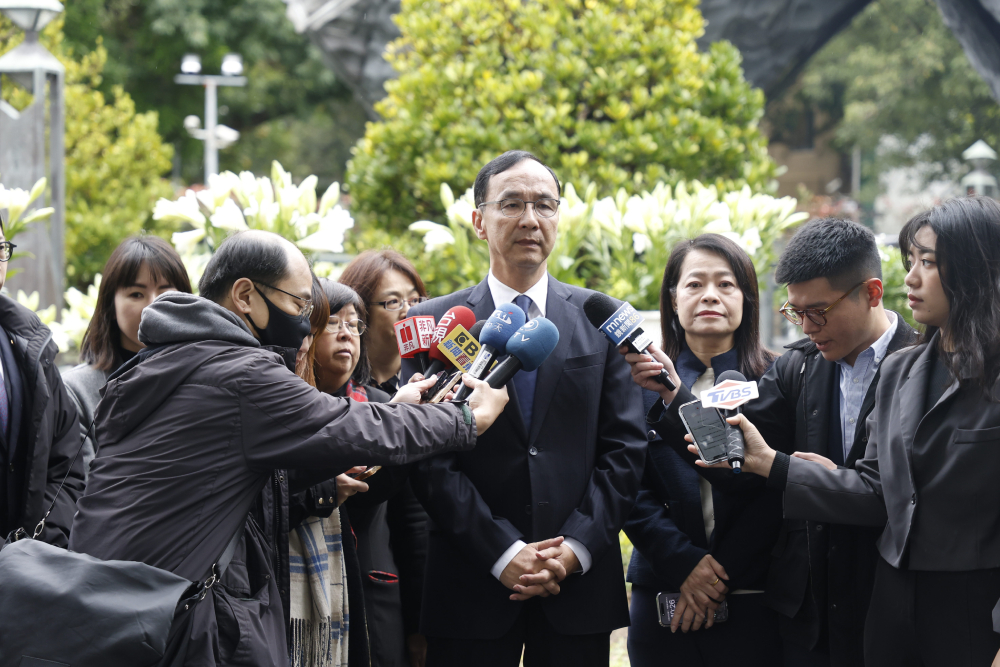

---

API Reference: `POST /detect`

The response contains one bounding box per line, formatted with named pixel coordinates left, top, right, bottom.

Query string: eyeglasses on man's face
left=371, top=296, right=428, bottom=311
left=477, top=198, right=560, bottom=219
left=780, top=280, right=869, bottom=327
left=0, top=241, right=17, bottom=262
left=326, top=317, right=366, bottom=336
left=255, top=282, right=314, bottom=318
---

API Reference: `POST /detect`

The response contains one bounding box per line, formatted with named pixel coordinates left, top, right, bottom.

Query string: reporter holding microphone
left=691, top=196, right=1000, bottom=666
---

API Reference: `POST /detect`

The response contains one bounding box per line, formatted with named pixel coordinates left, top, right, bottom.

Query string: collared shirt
left=487, top=270, right=548, bottom=319
left=485, top=270, right=593, bottom=578
left=836, top=312, right=898, bottom=461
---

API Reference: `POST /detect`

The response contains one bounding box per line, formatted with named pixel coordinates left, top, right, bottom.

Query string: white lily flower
left=153, top=191, right=206, bottom=227
left=171, top=229, right=207, bottom=255
left=633, top=232, right=653, bottom=255
left=209, top=198, right=248, bottom=232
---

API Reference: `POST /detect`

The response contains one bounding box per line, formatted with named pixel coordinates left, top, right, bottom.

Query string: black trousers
left=627, top=586, right=783, bottom=667
left=425, top=598, right=610, bottom=667
left=864, top=557, right=1000, bottom=666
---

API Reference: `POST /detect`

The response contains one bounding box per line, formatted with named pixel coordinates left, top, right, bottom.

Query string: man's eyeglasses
left=326, top=317, right=366, bottom=336
left=255, top=282, right=314, bottom=318
left=0, top=241, right=17, bottom=262
left=371, top=296, right=428, bottom=311
left=780, top=280, right=869, bottom=327
left=478, top=198, right=560, bottom=218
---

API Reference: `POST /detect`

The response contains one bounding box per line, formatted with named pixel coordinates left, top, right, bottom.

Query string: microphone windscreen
left=715, top=370, right=748, bottom=385
left=480, top=302, right=527, bottom=352
left=583, top=292, right=623, bottom=328
left=504, top=317, right=560, bottom=371
left=469, top=320, right=485, bottom=341
left=427, top=307, right=477, bottom=364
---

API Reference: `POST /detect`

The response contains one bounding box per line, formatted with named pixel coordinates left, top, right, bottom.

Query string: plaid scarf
left=287, top=380, right=368, bottom=667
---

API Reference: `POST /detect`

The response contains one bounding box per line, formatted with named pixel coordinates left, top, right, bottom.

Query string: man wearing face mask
left=70, top=230, right=510, bottom=667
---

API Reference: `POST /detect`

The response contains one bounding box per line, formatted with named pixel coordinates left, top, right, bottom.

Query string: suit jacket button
left=815, top=524, right=824, bottom=531
left=911, top=493, right=916, bottom=505
left=647, top=430, right=657, bottom=441
left=525, top=505, right=532, bottom=515
left=529, top=447, right=538, bottom=456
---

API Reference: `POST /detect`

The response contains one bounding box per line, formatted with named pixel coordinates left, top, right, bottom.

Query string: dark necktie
left=512, top=294, right=537, bottom=431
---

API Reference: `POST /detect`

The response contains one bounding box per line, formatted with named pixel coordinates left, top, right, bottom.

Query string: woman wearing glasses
left=290, top=279, right=428, bottom=667
left=339, top=250, right=428, bottom=396
left=697, top=196, right=1000, bottom=666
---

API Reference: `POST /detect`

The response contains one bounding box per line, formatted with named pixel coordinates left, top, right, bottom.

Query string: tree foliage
left=62, top=0, right=362, bottom=188
left=787, top=0, right=1000, bottom=180
left=0, top=18, right=175, bottom=288
left=346, top=0, right=777, bottom=232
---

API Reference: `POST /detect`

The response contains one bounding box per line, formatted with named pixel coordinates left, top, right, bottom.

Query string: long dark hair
left=660, top=233, right=775, bottom=380
left=316, top=279, right=371, bottom=388
left=80, top=236, right=192, bottom=371
left=296, top=275, right=332, bottom=388
left=899, top=195, right=1000, bottom=400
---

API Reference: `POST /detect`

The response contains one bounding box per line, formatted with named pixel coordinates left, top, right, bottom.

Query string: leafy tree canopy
left=62, top=0, right=363, bottom=186
left=346, top=0, right=777, bottom=232
left=777, top=0, right=1000, bottom=183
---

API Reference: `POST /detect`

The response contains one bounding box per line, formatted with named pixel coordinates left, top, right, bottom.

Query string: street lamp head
left=180, top=53, right=202, bottom=75
left=0, top=0, right=64, bottom=33
left=220, top=53, right=243, bottom=77
left=183, top=115, right=201, bottom=131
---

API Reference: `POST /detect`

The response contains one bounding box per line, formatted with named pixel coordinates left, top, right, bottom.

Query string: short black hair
left=199, top=231, right=289, bottom=302
left=775, top=218, right=882, bottom=291
left=473, top=150, right=561, bottom=207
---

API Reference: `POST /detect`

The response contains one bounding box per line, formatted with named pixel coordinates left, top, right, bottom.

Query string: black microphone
left=583, top=292, right=676, bottom=391
left=714, top=370, right=750, bottom=473
left=471, top=318, right=560, bottom=391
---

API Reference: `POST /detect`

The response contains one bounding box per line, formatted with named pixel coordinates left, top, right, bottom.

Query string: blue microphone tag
left=598, top=302, right=647, bottom=347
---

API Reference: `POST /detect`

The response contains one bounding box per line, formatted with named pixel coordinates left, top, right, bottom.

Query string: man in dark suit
left=403, top=150, right=646, bottom=666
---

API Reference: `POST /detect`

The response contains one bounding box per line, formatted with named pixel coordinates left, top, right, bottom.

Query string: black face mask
left=246, top=284, right=312, bottom=351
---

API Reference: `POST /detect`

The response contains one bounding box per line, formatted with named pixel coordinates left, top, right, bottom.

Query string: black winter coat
left=0, top=295, right=83, bottom=546
left=69, top=293, right=479, bottom=667
left=651, top=314, right=917, bottom=665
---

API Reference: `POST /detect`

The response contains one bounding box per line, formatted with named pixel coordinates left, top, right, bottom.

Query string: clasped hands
left=499, top=536, right=580, bottom=602
left=672, top=554, right=729, bottom=633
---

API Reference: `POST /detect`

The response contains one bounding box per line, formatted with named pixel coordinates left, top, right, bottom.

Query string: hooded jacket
left=0, top=294, right=83, bottom=545
left=70, top=293, right=478, bottom=666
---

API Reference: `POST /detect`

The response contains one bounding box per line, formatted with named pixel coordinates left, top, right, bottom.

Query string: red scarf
left=345, top=380, right=368, bottom=403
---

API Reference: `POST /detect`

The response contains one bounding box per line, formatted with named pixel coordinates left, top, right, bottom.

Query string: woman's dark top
left=625, top=347, right=781, bottom=593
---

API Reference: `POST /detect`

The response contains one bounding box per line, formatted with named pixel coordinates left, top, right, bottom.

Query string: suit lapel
left=898, top=341, right=935, bottom=453
left=466, top=279, right=529, bottom=442
left=528, top=279, right=577, bottom=445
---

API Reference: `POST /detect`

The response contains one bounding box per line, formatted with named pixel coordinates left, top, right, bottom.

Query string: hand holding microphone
left=584, top=293, right=677, bottom=392
left=453, top=302, right=527, bottom=402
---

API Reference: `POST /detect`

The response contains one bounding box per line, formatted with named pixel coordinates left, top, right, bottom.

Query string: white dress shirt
left=835, top=312, right=897, bottom=462
left=485, top=270, right=593, bottom=579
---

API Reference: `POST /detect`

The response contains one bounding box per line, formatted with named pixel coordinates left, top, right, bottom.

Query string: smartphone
left=351, top=466, right=381, bottom=481
left=656, top=592, right=728, bottom=627
left=419, top=371, right=448, bottom=403
left=678, top=400, right=730, bottom=465
left=427, top=371, right=463, bottom=404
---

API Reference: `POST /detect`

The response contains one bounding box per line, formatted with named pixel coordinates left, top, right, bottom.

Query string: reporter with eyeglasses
left=340, top=249, right=429, bottom=396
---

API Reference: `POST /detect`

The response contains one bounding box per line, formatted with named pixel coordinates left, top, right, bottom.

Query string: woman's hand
left=792, top=452, right=838, bottom=470
left=686, top=413, right=777, bottom=477
left=391, top=376, right=440, bottom=404
left=673, top=554, right=729, bottom=633
left=336, top=467, right=369, bottom=506
left=618, top=342, right=680, bottom=403
left=465, top=375, right=509, bottom=433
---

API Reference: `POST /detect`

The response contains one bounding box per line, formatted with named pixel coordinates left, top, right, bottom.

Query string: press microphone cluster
left=452, top=302, right=527, bottom=402
left=582, top=293, right=677, bottom=391
left=422, top=306, right=476, bottom=376
left=481, top=318, right=560, bottom=388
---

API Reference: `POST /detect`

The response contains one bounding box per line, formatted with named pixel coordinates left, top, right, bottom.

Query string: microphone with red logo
left=452, top=302, right=526, bottom=402
left=394, top=314, right=436, bottom=360
left=421, top=306, right=476, bottom=376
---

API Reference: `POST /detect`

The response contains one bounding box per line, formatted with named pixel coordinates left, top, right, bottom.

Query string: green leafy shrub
left=346, top=0, right=777, bottom=232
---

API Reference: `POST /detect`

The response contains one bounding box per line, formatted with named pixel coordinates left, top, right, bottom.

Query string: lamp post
left=961, top=140, right=998, bottom=199
left=175, top=53, right=246, bottom=181
left=0, top=0, right=65, bottom=309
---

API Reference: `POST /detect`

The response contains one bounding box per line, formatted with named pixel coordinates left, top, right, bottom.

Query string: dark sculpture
left=284, top=0, right=1000, bottom=116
